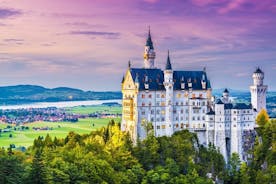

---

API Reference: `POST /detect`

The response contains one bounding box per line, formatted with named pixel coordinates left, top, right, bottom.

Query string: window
left=157, top=125, right=160, bottom=129
left=197, top=116, right=200, bottom=120
left=142, top=111, right=145, bottom=115
left=161, top=94, right=165, bottom=98
left=149, top=102, right=152, bottom=106
left=142, top=103, right=145, bottom=107
left=149, top=94, right=152, bottom=98
left=192, top=102, right=195, bottom=106
left=142, top=94, right=145, bottom=98
left=151, top=118, right=154, bottom=122
left=181, top=109, right=184, bottom=114
left=161, top=102, right=165, bottom=106
left=157, top=110, right=160, bottom=114
left=192, top=94, right=196, bottom=99
left=151, top=110, right=154, bottom=114
left=192, top=116, right=195, bottom=120
left=177, top=93, right=181, bottom=98
left=176, top=102, right=179, bottom=106
left=157, top=94, right=160, bottom=98
left=161, top=110, right=165, bottom=115
left=162, top=125, right=166, bottom=129
left=202, top=102, right=205, bottom=106
left=161, top=117, right=165, bottom=121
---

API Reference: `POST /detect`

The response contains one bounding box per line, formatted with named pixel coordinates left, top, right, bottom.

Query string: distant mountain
left=0, top=85, right=122, bottom=105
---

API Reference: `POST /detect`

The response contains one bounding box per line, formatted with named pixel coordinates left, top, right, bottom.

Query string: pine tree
left=28, top=149, right=50, bottom=184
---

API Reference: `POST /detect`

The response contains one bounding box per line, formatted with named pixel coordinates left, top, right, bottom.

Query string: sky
left=0, top=0, right=275, bottom=91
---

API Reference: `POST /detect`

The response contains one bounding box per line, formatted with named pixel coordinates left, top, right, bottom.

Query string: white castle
left=121, top=30, right=267, bottom=162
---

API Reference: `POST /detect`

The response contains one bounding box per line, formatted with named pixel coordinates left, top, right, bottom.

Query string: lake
left=0, top=99, right=122, bottom=110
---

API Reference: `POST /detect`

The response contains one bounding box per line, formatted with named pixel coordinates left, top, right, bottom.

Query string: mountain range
left=0, top=85, right=121, bottom=105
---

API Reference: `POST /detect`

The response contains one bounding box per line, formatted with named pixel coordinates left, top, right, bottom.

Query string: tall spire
left=166, top=50, right=172, bottom=70
left=146, top=26, right=154, bottom=50
left=128, top=60, right=131, bottom=68
left=144, top=27, right=156, bottom=68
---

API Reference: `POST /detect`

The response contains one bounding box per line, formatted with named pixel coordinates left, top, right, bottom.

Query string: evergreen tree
left=28, top=149, right=50, bottom=184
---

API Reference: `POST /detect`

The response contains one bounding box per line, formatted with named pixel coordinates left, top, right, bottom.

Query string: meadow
left=0, top=117, right=121, bottom=148
left=65, top=105, right=121, bottom=114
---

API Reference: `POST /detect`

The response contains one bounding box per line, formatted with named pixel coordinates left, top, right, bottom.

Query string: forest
left=0, top=110, right=275, bottom=184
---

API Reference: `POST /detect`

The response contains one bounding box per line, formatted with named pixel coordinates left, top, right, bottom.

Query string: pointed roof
left=215, top=99, right=224, bottom=104
left=146, top=27, right=154, bottom=50
left=165, top=50, right=172, bottom=70
left=254, top=67, right=263, bottom=74
left=121, top=75, right=125, bottom=83
left=224, top=88, right=229, bottom=93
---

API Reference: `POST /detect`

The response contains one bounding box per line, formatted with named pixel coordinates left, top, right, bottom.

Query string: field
left=65, top=105, right=121, bottom=114
left=0, top=117, right=120, bottom=148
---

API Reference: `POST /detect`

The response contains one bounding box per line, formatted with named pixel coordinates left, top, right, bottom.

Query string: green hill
left=0, top=85, right=122, bottom=105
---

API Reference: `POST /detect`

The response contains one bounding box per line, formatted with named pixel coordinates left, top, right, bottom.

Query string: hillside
left=0, top=85, right=122, bottom=105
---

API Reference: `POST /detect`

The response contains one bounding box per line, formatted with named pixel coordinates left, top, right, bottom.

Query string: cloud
left=70, top=31, right=120, bottom=39
left=191, top=0, right=227, bottom=6
left=2, top=38, right=24, bottom=45
left=218, top=0, right=246, bottom=14
left=0, top=8, right=21, bottom=18
left=40, top=42, right=57, bottom=47
left=3, top=38, right=24, bottom=42
left=143, top=0, right=159, bottom=3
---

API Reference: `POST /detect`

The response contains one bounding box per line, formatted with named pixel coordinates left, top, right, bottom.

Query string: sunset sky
left=0, top=0, right=275, bottom=91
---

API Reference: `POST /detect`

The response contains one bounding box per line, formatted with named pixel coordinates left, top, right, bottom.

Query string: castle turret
left=163, top=51, right=174, bottom=136
left=250, top=67, right=267, bottom=112
left=143, top=28, right=156, bottom=68
left=222, top=88, right=230, bottom=104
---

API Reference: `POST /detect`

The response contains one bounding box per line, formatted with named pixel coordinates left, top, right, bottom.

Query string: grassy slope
left=0, top=117, right=121, bottom=148
left=65, top=105, right=122, bottom=114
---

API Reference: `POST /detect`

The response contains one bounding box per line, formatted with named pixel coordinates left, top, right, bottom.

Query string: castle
left=121, top=29, right=267, bottom=162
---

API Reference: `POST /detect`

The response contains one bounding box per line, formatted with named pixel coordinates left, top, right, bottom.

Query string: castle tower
left=143, top=28, right=156, bottom=68
left=250, top=68, right=267, bottom=112
left=163, top=51, right=174, bottom=136
left=214, top=99, right=227, bottom=162
left=222, top=88, right=230, bottom=104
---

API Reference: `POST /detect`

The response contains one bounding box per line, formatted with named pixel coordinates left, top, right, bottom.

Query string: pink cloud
left=191, top=0, right=227, bottom=6
left=218, top=0, right=246, bottom=14
left=143, top=0, right=159, bottom=3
